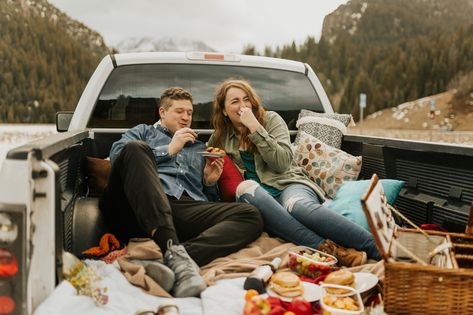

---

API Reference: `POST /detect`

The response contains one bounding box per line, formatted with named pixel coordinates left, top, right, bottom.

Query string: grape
left=289, top=248, right=335, bottom=279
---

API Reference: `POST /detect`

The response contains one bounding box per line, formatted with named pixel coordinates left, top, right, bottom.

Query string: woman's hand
left=239, top=106, right=260, bottom=133
left=203, top=157, right=224, bottom=186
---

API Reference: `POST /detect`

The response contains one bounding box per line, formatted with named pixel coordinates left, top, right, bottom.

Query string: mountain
left=0, top=0, right=109, bottom=123
left=319, top=0, right=473, bottom=117
left=245, top=0, right=473, bottom=124
left=114, top=37, right=215, bottom=53
left=322, top=0, right=473, bottom=45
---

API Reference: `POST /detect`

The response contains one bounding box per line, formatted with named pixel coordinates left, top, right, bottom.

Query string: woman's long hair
left=212, top=79, right=266, bottom=153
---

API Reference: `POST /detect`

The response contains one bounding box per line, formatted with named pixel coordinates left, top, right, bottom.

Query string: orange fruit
left=244, top=289, right=259, bottom=301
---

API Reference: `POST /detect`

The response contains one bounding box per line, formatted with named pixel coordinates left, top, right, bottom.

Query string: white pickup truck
left=1, top=52, right=472, bottom=315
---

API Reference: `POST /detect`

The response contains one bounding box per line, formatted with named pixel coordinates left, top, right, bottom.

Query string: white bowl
left=320, top=284, right=364, bottom=315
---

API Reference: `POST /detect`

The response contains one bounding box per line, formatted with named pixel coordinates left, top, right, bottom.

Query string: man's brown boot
left=318, top=239, right=367, bottom=267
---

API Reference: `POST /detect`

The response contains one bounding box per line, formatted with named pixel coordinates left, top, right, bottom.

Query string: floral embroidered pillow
left=294, top=110, right=352, bottom=149
left=294, top=131, right=362, bottom=198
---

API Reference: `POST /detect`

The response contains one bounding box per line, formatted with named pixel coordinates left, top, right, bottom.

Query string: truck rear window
left=88, top=64, right=323, bottom=130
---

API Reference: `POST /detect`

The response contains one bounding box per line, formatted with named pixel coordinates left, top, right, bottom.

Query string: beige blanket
left=200, top=233, right=295, bottom=284
left=200, top=233, right=384, bottom=284
left=117, top=238, right=170, bottom=298
left=119, top=233, right=384, bottom=297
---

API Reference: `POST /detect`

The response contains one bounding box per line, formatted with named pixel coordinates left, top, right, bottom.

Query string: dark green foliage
left=0, top=0, right=109, bottom=123
left=244, top=0, right=473, bottom=119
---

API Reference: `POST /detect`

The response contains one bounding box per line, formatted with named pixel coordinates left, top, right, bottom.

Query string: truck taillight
left=186, top=51, right=241, bottom=62
left=0, top=209, right=25, bottom=315
left=0, top=295, right=16, bottom=315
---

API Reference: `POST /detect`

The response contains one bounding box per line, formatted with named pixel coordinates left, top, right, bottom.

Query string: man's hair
left=159, top=87, right=193, bottom=110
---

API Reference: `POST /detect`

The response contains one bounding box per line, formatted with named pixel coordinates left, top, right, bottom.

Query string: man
left=99, top=87, right=263, bottom=297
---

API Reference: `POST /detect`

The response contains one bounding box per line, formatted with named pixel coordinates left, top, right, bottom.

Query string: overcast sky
left=47, top=0, right=349, bottom=53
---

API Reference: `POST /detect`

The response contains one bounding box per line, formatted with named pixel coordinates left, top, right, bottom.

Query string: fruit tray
left=288, top=246, right=337, bottom=279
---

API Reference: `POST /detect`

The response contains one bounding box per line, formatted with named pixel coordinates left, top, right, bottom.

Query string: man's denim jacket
left=110, top=124, right=218, bottom=201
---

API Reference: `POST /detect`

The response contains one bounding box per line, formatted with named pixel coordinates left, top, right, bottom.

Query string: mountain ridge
left=11, top=0, right=108, bottom=56
left=320, top=0, right=473, bottom=117
left=0, top=0, right=110, bottom=122
left=114, top=37, right=215, bottom=53
left=322, top=0, right=473, bottom=44
left=243, top=0, right=473, bottom=124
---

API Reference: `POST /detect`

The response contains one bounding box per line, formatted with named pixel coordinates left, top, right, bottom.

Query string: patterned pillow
left=294, top=110, right=352, bottom=149
left=298, top=109, right=353, bottom=124
left=294, top=131, right=362, bottom=198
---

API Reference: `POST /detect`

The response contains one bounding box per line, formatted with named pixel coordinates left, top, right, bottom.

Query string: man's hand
left=239, top=106, right=261, bottom=133
left=203, top=157, right=224, bottom=186
left=168, top=128, right=197, bottom=155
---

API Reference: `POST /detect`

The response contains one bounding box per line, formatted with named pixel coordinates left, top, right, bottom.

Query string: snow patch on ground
left=0, top=124, right=56, bottom=168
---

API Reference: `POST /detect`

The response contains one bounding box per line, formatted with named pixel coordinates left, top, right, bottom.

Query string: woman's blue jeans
left=237, top=181, right=381, bottom=260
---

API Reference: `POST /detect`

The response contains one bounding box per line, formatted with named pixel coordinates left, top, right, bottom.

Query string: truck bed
left=11, top=129, right=468, bottom=258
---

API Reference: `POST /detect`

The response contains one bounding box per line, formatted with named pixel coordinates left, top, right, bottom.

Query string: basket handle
left=466, top=203, right=473, bottom=235
left=388, top=204, right=436, bottom=245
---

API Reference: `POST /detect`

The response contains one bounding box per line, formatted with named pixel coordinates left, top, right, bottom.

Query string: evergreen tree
left=243, top=0, right=473, bottom=117
left=0, top=0, right=108, bottom=123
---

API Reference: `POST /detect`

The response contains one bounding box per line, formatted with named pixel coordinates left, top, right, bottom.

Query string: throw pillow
left=298, top=109, right=353, bottom=124
left=85, top=157, right=111, bottom=197
left=328, top=179, right=405, bottom=231
left=294, top=110, right=352, bottom=149
left=218, top=155, right=243, bottom=201
left=294, top=131, right=362, bottom=198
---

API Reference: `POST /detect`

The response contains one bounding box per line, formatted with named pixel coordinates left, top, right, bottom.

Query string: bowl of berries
left=288, top=246, right=337, bottom=279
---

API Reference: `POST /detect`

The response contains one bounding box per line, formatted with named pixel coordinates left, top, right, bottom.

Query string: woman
left=208, top=79, right=381, bottom=266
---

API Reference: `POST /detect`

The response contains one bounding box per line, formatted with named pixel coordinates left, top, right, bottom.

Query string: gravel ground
left=348, top=128, right=473, bottom=146
left=0, top=124, right=56, bottom=168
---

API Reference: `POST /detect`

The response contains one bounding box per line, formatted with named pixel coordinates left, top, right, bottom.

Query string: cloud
left=48, top=0, right=348, bottom=53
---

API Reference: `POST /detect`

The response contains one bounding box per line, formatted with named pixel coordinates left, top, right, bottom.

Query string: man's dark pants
left=99, top=141, right=263, bottom=266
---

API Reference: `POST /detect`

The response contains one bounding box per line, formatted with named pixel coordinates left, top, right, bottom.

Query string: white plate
left=266, top=281, right=322, bottom=302
left=198, top=151, right=225, bottom=158
left=354, top=272, right=378, bottom=293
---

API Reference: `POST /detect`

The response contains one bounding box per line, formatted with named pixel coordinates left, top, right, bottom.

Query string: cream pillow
left=294, top=131, right=362, bottom=198
left=294, top=110, right=352, bottom=149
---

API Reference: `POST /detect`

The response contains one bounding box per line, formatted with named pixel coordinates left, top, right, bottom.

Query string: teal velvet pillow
left=327, top=179, right=405, bottom=231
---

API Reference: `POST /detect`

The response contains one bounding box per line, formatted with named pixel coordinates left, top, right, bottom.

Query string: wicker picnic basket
left=361, top=174, right=473, bottom=315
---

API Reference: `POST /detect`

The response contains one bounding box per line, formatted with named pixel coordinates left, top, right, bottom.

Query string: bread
left=323, top=270, right=355, bottom=294
left=269, top=272, right=304, bottom=298
left=206, top=147, right=226, bottom=155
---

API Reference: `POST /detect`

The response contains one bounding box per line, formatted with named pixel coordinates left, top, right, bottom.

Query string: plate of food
left=199, top=147, right=225, bottom=158
left=266, top=271, right=322, bottom=302
left=321, top=270, right=378, bottom=294
left=198, top=151, right=225, bottom=158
